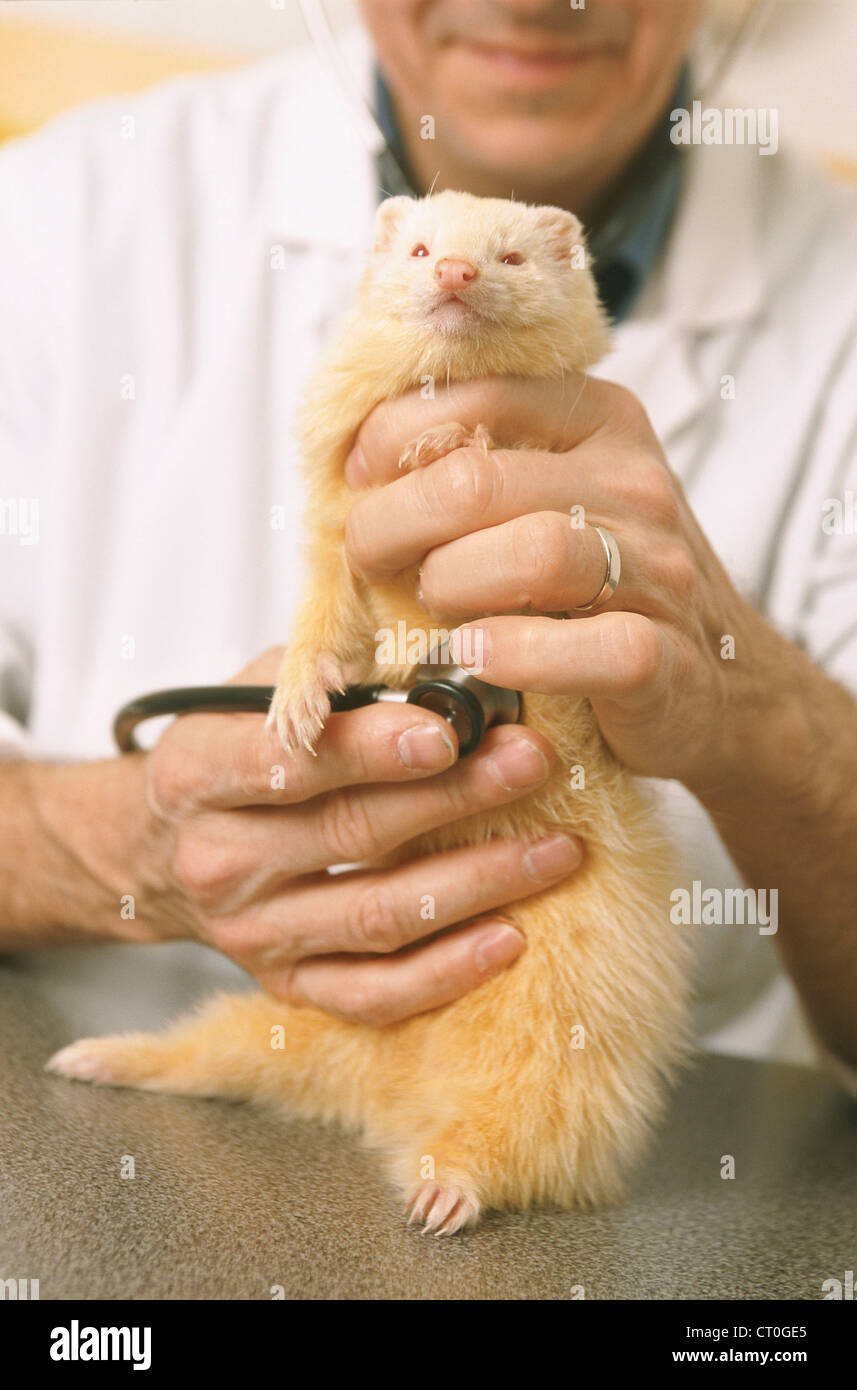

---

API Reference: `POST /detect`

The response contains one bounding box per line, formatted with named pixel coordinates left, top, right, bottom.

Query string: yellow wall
left=0, top=17, right=245, bottom=143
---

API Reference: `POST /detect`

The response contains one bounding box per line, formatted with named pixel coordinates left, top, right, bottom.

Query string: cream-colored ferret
left=49, top=192, right=691, bottom=1234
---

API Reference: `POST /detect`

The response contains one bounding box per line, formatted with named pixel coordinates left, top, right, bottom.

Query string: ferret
left=48, top=191, right=692, bottom=1235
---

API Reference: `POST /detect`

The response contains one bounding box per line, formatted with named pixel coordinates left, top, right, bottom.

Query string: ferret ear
left=534, top=206, right=585, bottom=264
left=373, top=195, right=415, bottom=253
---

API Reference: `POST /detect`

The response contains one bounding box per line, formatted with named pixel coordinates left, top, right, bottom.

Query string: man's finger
left=450, top=611, right=670, bottom=705
left=418, top=510, right=629, bottom=619
left=269, top=916, right=526, bottom=1025
left=222, top=828, right=583, bottom=956
left=150, top=700, right=461, bottom=815
left=176, top=723, right=555, bottom=884
left=345, top=372, right=617, bottom=486
left=346, top=442, right=614, bottom=583
left=292, top=723, right=555, bottom=874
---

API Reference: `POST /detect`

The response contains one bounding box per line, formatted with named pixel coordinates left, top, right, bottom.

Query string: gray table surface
left=0, top=955, right=854, bottom=1301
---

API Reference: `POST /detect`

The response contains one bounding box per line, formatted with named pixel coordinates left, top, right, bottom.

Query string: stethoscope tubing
left=112, top=683, right=394, bottom=754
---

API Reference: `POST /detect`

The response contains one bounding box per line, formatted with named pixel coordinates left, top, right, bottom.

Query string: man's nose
left=434, top=258, right=479, bottom=292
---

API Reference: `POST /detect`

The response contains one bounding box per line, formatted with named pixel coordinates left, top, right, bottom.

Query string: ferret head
left=361, top=189, right=611, bottom=379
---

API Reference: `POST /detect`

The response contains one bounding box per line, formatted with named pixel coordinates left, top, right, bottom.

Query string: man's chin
left=442, top=89, right=615, bottom=171
left=447, top=127, right=596, bottom=195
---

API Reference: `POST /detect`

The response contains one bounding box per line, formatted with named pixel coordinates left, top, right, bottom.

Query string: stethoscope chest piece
left=406, top=649, right=522, bottom=757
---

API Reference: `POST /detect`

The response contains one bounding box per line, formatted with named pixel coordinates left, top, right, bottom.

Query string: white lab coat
left=1, top=32, right=855, bottom=1074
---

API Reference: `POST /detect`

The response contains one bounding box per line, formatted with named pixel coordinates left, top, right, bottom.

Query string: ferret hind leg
left=391, top=1106, right=510, bottom=1235
left=45, top=990, right=383, bottom=1126
left=390, top=1075, right=628, bottom=1235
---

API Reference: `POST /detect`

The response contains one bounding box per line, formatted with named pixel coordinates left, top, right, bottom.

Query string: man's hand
left=345, top=373, right=780, bottom=793
left=345, top=373, right=857, bottom=1071
left=4, top=648, right=583, bottom=1025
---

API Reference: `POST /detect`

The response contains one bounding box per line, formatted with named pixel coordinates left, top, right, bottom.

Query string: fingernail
left=397, top=723, right=456, bottom=770
left=523, top=833, right=583, bottom=882
left=474, top=924, right=525, bottom=974
left=486, top=736, right=549, bottom=791
left=449, top=626, right=488, bottom=672
left=345, top=443, right=370, bottom=488
left=415, top=572, right=427, bottom=610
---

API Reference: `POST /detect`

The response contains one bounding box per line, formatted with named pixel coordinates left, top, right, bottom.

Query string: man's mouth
left=455, top=36, right=610, bottom=87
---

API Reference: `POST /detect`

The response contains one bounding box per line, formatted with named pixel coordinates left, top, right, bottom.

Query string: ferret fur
left=48, top=192, right=692, bottom=1235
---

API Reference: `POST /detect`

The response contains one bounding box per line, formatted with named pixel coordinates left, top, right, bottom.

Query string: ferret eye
left=500, top=252, right=525, bottom=266
left=410, top=243, right=430, bottom=258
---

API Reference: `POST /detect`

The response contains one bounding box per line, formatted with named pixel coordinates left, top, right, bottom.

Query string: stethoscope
left=113, top=643, right=522, bottom=758
left=113, top=0, right=773, bottom=760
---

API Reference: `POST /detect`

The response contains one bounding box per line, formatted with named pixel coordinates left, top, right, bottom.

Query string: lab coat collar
left=597, top=138, right=765, bottom=445
left=658, top=138, right=765, bottom=331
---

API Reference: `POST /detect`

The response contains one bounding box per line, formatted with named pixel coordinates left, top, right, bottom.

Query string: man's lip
left=459, top=38, right=607, bottom=74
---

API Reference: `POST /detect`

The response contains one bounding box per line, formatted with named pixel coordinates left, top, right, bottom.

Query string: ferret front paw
left=267, top=651, right=349, bottom=755
left=398, top=420, right=493, bottom=472
left=404, top=1180, right=482, bottom=1236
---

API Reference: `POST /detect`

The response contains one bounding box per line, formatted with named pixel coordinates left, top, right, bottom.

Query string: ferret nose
left=434, top=258, right=479, bottom=292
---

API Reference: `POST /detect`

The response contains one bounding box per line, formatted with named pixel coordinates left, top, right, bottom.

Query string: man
left=1, top=2, right=855, bottom=1081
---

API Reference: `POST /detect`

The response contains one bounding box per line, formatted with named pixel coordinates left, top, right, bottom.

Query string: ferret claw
left=471, top=422, right=493, bottom=457
left=421, top=1188, right=461, bottom=1234
left=397, top=421, right=494, bottom=472
left=405, top=1181, right=480, bottom=1236
left=405, top=1182, right=437, bottom=1225
left=434, top=1200, right=471, bottom=1236
left=268, top=654, right=348, bottom=756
